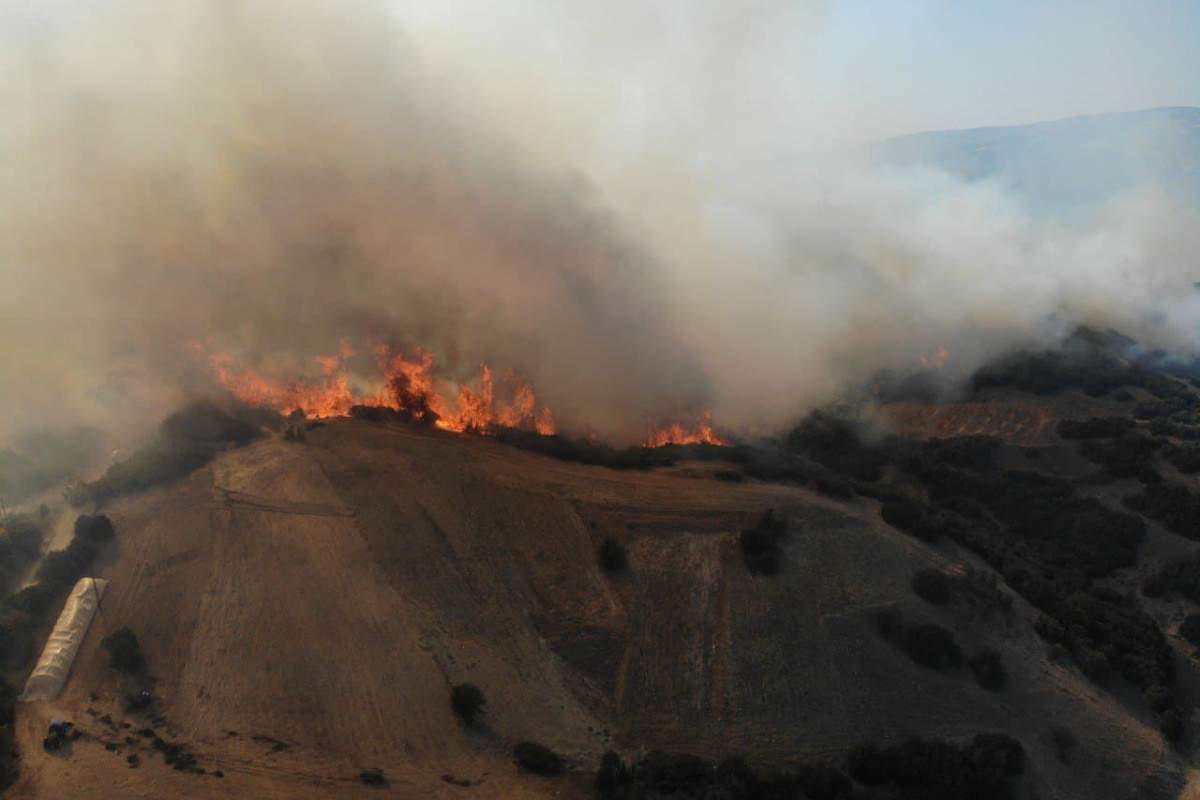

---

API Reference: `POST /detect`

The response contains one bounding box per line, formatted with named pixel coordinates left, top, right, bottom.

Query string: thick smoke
left=0, top=1, right=708, bottom=442
left=1, top=0, right=1198, bottom=446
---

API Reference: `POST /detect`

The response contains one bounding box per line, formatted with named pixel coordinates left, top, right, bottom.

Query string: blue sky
left=822, top=0, right=1200, bottom=135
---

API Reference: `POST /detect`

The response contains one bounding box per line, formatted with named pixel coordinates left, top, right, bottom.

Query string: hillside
left=873, top=106, right=1200, bottom=216
left=8, top=393, right=1196, bottom=798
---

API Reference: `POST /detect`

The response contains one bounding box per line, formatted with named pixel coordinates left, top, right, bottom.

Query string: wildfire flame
left=919, top=345, right=950, bottom=370
left=208, top=342, right=556, bottom=436
left=207, top=341, right=723, bottom=447
left=644, top=410, right=726, bottom=448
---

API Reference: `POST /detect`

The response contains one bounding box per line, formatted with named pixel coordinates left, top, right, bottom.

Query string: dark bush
left=513, top=741, right=563, bottom=775
left=968, top=648, right=1006, bottom=691
left=36, top=538, right=97, bottom=590
left=493, top=428, right=677, bottom=471
left=874, top=606, right=905, bottom=640
left=1180, top=614, right=1200, bottom=645
left=1077, top=432, right=1162, bottom=478
left=1142, top=552, right=1200, bottom=601
left=0, top=427, right=106, bottom=503
left=1161, top=708, right=1186, bottom=743
left=1079, top=649, right=1111, bottom=686
left=598, top=537, right=628, bottom=574
left=1144, top=684, right=1174, bottom=714
left=881, top=498, right=921, bottom=532
left=1057, top=417, right=1136, bottom=439
left=847, top=733, right=1024, bottom=800
left=597, top=750, right=852, bottom=800
left=1163, top=444, right=1200, bottom=474
left=956, top=569, right=1014, bottom=623
left=73, top=514, right=114, bottom=543
left=1125, top=484, right=1200, bottom=541
left=70, top=402, right=272, bottom=506
left=1050, top=725, right=1077, bottom=763
left=100, top=627, right=146, bottom=674
left=970, top=330, right=1191, bottom=401
left=813, top=474, right=854, bottom=499
left=595, top=751, right=630, bottom=799
left=739, top=509, right=786, bottom=575
left=449, top=683, right=486, bottom=725
left=902, top=624, right=963, bottom=670
left=1031, top=592, right=1172, bottom=694
left=881, top=499, right=949, bottom=543
left=920, top=465, right=1145, bottom=577
left=0, top=618, right=34, bottom=669
left=911, top=568, right=953, bottom=605
left=786, top=412, right=888, bottom=481
left=0, top=513, right=45, bottom=595
left=846, top=742, right=888, bottom=785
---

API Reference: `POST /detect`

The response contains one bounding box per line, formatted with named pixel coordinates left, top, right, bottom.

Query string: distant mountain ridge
left=874, top=106, right=1200, bottom=216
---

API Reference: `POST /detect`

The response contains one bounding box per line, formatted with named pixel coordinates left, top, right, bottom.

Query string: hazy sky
left=395, top=0, right=1200, bottom=144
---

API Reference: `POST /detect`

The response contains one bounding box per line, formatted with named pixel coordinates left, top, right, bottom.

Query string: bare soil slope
left=10, top=419, right=1187, bottom=798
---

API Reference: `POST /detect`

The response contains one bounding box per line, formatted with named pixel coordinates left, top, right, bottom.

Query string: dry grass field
left=9, top=417, right=1190, bottom=798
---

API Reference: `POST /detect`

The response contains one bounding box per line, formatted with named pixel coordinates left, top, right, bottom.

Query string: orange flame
left=209, top=342, right=558, bottom=436
left=644, top=410, right=726, bottom=448
left=208, top=342, right=722, bottom=447
left=919, top=345, right=950, bottom=370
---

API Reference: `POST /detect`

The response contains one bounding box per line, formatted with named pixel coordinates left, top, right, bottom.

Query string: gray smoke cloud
left=1, top=0, right=1198, bottom=446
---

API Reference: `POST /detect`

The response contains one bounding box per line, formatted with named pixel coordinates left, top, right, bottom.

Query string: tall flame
left=644, top=410, right=726, bottom=448
left=208, top=342, right=557, bottom=436
left=208, top=342, right=720, bottom=446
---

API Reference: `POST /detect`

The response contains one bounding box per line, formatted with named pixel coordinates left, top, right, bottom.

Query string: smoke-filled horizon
left=2, top=0, right=1200, bottom=446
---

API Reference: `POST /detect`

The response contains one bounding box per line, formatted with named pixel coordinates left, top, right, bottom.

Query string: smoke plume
left=1, top=0, right=1198, bottom=445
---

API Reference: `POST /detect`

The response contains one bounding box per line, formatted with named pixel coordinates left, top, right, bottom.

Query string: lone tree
left=450, top=683, right=487, bottom=725
left=100, top=627, right=145, bottom=674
